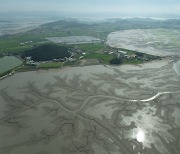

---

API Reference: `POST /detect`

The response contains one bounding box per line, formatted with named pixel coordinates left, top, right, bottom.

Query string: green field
left=0, top=33, right=48, bottom=52
left=84, top=53, right=114, bottom=64
left=68, top=43, right=104, bottom=52
left=38, top=62, right=63, bottom=68
left=0, top=38, right=30, bottom=52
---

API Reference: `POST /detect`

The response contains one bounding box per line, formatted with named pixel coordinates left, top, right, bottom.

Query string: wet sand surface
left=0, top=60, right=180, bottom=154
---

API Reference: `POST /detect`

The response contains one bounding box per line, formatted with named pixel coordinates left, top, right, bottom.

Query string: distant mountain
left=40, top=18, right=180, bottom=31
left=41, top=20, right=95, bottom=29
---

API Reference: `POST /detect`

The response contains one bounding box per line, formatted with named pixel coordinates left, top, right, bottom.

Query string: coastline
left=0, top=58, right=171, bottom=81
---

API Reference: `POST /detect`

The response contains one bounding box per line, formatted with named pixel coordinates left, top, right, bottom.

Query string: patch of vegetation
left=38, top=62, right=63, bottom=68
left=64, top=60, right=79, bottom=66
left=0, top=38, right=29, bottom=52
left=123, top=59, right=143, bottom=65
left=84, top=53, right=114, bottom=64
left=109, top=58, right=123, bottom=65
left=0, top=53, right=3, bottom=58
left=68, top=43, right=104, bottom=52
left=22, top=44, right=70, bottom=61
left=16, top=65, right=35, bottom=72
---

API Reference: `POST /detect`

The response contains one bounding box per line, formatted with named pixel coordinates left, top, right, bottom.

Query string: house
left=25, top=57, right=31, bottom=60
left=109, top=52, right=114, bottom=55
left=118, top=50, right=127, bottom=55
left=130, top=55, right=137, bottom=58
left=26, top=60, right=38, bottom=66
left=103, top=50, right=109, bottom=54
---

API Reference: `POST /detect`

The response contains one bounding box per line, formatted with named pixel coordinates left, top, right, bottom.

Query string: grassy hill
left=22, top=44, right=70, bottom=61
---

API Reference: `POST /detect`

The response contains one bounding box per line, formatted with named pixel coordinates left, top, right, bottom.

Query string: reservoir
left=0, top=56, right=22, bottom=74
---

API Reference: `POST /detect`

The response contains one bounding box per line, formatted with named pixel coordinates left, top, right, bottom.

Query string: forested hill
left=22, top=44, right=70, bottom=61
left=41, top=20, right=94, bottom=29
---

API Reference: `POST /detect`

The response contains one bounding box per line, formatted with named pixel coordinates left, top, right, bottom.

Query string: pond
left=0, top=56, right=22, bottom=74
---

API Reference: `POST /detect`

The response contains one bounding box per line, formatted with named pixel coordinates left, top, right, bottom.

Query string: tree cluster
left=22, top=44, right=71, bottom=61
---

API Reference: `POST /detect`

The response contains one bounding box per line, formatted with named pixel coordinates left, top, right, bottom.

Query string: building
left=118, top=50, right=127, bottom=55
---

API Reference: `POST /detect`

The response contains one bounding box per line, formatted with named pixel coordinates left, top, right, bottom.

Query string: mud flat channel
left=0, top=60, right=180, bottom=154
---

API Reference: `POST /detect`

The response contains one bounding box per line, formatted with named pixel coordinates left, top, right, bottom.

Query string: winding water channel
left=129, top=61, right=180, bottom=102
left=130, top=91, right=180, bottom=102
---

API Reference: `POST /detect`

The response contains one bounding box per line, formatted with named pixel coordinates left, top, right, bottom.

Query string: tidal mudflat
left=46, top=36, right=100, bottom=44
left=174, top=60, right=180, bottom=76
left=0, top=17, right=56, bottom=36
left=0, top=60, right=180, bottom=154
left=106, top=29, right=180, bottom=56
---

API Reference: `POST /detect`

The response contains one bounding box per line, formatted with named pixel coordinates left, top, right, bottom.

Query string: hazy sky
left=1, top=0, right=180, bottom=17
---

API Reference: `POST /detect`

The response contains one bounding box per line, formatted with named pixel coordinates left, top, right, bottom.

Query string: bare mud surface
left=173, top=60, right=180, bottom=76
left=106, top=29, right=180, bottom=56
left=0, top=60, right=180, bottom=154
left=0, top=17, right=56, bottom=36
left=46, top=36, right=100, bottom=44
